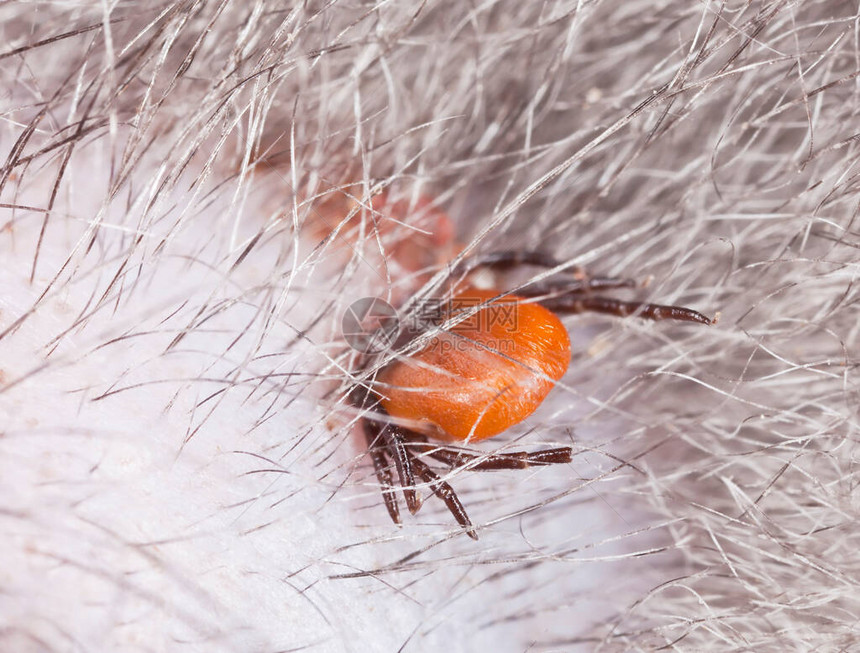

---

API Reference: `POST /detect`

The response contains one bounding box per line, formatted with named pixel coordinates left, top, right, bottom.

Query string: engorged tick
left=350, top=251, right=713, bottom=539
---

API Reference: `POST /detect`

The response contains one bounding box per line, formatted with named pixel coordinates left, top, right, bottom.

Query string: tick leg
left=515, top=276, right=637, bottom=298
left=410, top=456, right=478, bottom=540
left=459, top=250, right=565, bottom=273
left=362, top=419, right=401, bottom=525
left=381, top=424, right=423, bottom=514
left=403, top=433, right=572, bottom=470
left=459, top=252, right=636, bottom=295
left=427, top=446, right=573, bottom=470
left=542, top=295, right=713, bottom=325
left=355, top=394, right=422, bottom=515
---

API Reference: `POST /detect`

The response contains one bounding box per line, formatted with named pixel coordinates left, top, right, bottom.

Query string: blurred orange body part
left=307, top=188, right=458, bottom=273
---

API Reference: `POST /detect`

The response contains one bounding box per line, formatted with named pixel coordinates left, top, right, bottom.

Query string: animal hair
left=1, top=1, right=858, bottom=650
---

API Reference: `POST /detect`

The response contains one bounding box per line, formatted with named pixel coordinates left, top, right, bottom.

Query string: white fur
left=1, top=1, right=857, bottom=650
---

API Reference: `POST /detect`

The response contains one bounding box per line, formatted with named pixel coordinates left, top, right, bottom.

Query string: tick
left=350, top=251, right=713, bottom=539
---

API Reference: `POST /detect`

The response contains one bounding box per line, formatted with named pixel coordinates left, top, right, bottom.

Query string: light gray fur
left=1, top=1, right=857, bottom=651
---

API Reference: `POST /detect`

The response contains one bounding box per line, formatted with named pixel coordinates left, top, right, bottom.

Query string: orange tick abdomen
left=377, top=288, right=571, bottom=441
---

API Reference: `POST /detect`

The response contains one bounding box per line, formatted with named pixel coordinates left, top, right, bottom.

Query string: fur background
left=1, top=1, right=858, bottom=650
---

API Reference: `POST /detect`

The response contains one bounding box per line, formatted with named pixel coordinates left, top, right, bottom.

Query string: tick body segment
left=378, top=289, right=571, bottom=442
left=353, top=251, right=713, bottom=538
